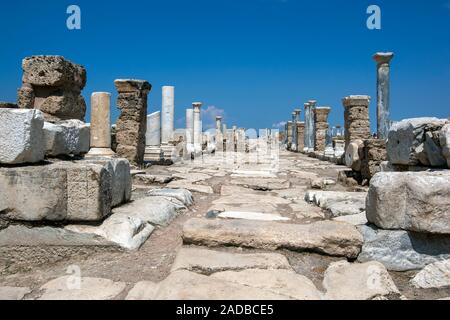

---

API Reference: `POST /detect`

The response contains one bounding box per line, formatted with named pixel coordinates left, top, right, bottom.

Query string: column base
left=85, top=147, right=116, bottom=158
left=144, top=146, right=163, bottom=162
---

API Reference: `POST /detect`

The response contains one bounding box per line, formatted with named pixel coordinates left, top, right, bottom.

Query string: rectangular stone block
left=0, top=108, right=45, bottom=164
left=0, top=161, right=119, bottom=222
left=366, top=171, right=450, bottom=234
left=43, top=120, right=90, bottom=157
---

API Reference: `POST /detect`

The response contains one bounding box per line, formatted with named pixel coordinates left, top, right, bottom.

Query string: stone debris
left=66, top=214, right=154, bottom=250
left=305, top=190, right=366, bottom=217
left=167, top=180, right=214, bottom=194
left=133, top=174, right=173, bottom=185
left=182, top=218, right=363, bottom=258
left=367, top=171, right=450, bottom=234
left=43, top=120, right=90, bottom=157
left=357, top=225, right=450, bottom=271
left=18, top=56, right=87, bottom=122
left=211, top=269, right=322, bottom=300
left=333, top=212, right=368, bottom=226
left=217, top=211, right=290, bottom=222
left=0, top=108, right=45, bottom=164
left=440, top=124, right=450, bottom=168
left=0, top=286, right=31, bottom=300
left=38, top=276, right=126, bottom=300
left=410, top=259, right=450, bottom=289
left=387, top=117, right=449, bottom=167
left=323, top=260, right=401, bottom=300
left=172, top=172, right=212, bottom=183
left=170, top=247, right=292, bottom=274
left=229, top=177, right=290, bottom=191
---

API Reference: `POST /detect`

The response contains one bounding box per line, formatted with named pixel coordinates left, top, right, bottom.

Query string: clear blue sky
left=0, top=0, right=449, bottom=131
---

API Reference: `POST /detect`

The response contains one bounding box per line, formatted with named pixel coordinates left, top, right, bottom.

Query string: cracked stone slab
left=217, top=211, right=290, bottom=222
left=170, top=247, right=292, bottom=274
left=38, top=276, right=126, bottom=300
left=0, top=286, right=32, bottom=300
left=183, top=218, right=363, bottom=258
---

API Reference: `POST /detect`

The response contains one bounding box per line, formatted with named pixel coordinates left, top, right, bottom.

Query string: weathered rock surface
left=100, top=158, right=132, bottom=208
left=440, top=124, right=450, bottom=168
left=305, top=190, right=366, bottom=217
left=19, top=56, right=87, bottom=122
left=217, top=211, right=290, bottom=222
left=357, top=225, right=450, bottom=271
left=147, top=188, right=193, bottom=206
left=0, top=161, right=113, bottom=222
left=134, top=174, right=173, bottom=185
left=170, top=247, right=292, bottom=274
left=333, top=212, right=368, bottom=226
left=172, top=172, right=211, bottom=183
left=183, top=218, right=363, bottom=258
left=411, top=259, right=450, bottom=289
left=0, top=108, right=45, bottom=164
left=323, top=260, right=401, bottom=300
left=66, top=214, right=154, bottom=250
left=167, top=180, right=214, bottom=194
left=213, top=194, right=291, bottom=205
left=366, top=171, right=450, bottom=234
left=387, top=117, right=448, bottom=167
left=212, top=269, right=322, bottom=300
left=43, top=120, right=89, bottom=156
left=38, top=276, right=126, bottom=300
left=126, top=270, right=291, bottom=300
left=230, top=177, right=290, bottom=191
left=0, top=286, right=31, bottom=300
left=113, top=196, right=184, bottom=226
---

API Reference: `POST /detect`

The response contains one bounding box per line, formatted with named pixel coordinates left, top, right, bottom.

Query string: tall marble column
left=313, top=107, right=331, bottom=152
left=193, top=102, right=202, bottom=153
left=87, top=92, right=115, bottom=157
left=342, top=95, right=371, bottom=150
left=373, top=52, right=394, bottom=140
left=215, top=116, right=224, bottom=152
left=303, top=102, right=311, bottom=152
left=286, top=121, right=293, bottom=150
left=144, top=111, right=163, bottom=161
left=185, top=108, right=194, bottom=156
left=161, top=86, right=175, bottom=144
left=307, top=100, right=317, bottom=152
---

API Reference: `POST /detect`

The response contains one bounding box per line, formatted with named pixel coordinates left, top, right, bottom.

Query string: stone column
left=307, top=100, right=317, bottom=152
left=313, top=107, right=331, bottom=153
left=296, top=121, right=305, bottom=152
left=236, top=128, right=246, bottom=153
left=87, top=92, right=115, bottom=157
left=114, top=79, right=151, bottom=165
left=286, top=121, right=293, bottom=150
left=144, top=111, right=162, bottom=161
left=161, top=86, right=175, bottom=144
left=193, top=102, right=202, bottom=153
left=373, top=52, right=394, bottom=140
left=216, top=116, right=223, bottom=152
left=303, top=103, right=311, bottom=152
left=342, top=95, right=371, bottom=151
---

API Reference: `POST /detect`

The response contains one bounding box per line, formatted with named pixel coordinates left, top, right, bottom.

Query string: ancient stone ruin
left=1, top=52, right=450, bottom=301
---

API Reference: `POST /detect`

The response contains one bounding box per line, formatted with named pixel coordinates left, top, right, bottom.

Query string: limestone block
left=0, top=161, right=115, bottom=222
left=440, top=124, right=450, bottom=168
left=366, top=171, right=450, bottom=234
left=344, top=139, right=363, bottom=171
left=22, top=56, right=86, bottom=89
left=43, top=120, right=90, bottom=156
left=387, top=117, right=448, bottom=166
left=0, top=108, right=45, bottom=164
left=37, top=92, right=86, bottom=122
left=360, top=139, right=387, bottom=181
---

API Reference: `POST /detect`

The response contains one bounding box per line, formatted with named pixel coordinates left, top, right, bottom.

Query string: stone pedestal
left=373, top=52, right=394, bottom=140
left=193, top=102, right=203, bottom=154
left=342, top=95, right=371, bottom=151
left=114, top=79, right=152, bottom=165
left=144, top=111, right=162, bottom=162
left=313, top=107, right=331, bottom=153
left=87, top=92, right=115, bottom=158
left=361, top=138, right=387, bottom=181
